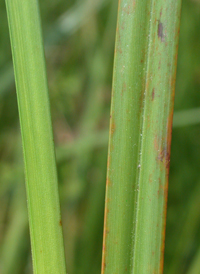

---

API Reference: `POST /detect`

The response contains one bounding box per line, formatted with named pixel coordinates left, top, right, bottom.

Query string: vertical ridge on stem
left=102, top=0, right=182, bottom=273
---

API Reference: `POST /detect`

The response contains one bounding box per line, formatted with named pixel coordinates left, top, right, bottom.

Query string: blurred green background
left=0, top=0, right=200, bottom=273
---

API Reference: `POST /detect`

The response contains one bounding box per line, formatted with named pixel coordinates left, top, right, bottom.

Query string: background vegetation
left=0, top=0, right=200, bottom=273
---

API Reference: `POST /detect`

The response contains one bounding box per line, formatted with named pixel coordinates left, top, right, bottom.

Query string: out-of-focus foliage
left=0, top=0, right=199, bottom=273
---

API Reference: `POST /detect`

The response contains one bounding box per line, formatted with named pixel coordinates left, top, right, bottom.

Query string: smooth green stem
left=102, top=0, right=182, bottom=273
left=5, top=0, right=67, bottom=273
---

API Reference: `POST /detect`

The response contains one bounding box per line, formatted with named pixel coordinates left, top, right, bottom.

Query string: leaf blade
left=5, top=0, right=67, bottom=273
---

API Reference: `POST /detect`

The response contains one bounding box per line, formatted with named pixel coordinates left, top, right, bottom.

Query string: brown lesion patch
left=158, top=20, right=165, bottom=42
left=157, top=148, right=170, bottom=170
left=102, top=261, right=106, bottom=272
left=157, top=118, right=173, bottom=269
left=154, top=134, right=170, bottom=171
left=155, top=111, right=174, bottom=271
left=59, top=220, right=62, bottom=226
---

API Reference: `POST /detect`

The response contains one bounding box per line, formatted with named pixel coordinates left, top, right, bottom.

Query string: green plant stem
left=102, top=0, right=182, bottom=273
left=5, top=0, right=67, bottom=273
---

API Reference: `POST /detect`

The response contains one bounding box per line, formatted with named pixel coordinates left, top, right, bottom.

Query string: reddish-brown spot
left=110, top=121, right=116, bottom=135
left=122, top=6, right=130, bottom=15
left=160, top=8, right=163, bottom=17
left=102, top=262, right=106, bottom=271
left=59, top=220, right=62, bottom=226
left=121, top=82, right=126, bottom=96
left=158, top=178, right=167, bottom=198
left=101, top=197, right=110, bottom=272
left=122, top=2, right=135, bottom=15
left=146, top=79, right=150, bottom=90
left=106, top=178, right=111, bottom=186
left=154, top=135, right=159, bottom=151
left=152, top=88, right=155, bottom=101
left=107, top=155, right=110, bottom=171
left=117, top=47, right=122, bottom=54
left=154, top=132, right=171, bottom=172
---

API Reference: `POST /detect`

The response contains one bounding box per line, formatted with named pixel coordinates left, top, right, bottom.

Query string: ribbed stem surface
left=102, top=0, right=182, bottom=273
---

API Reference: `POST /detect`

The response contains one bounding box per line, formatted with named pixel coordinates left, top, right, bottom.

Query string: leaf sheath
left=102, top=0, right=182, bottom=273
